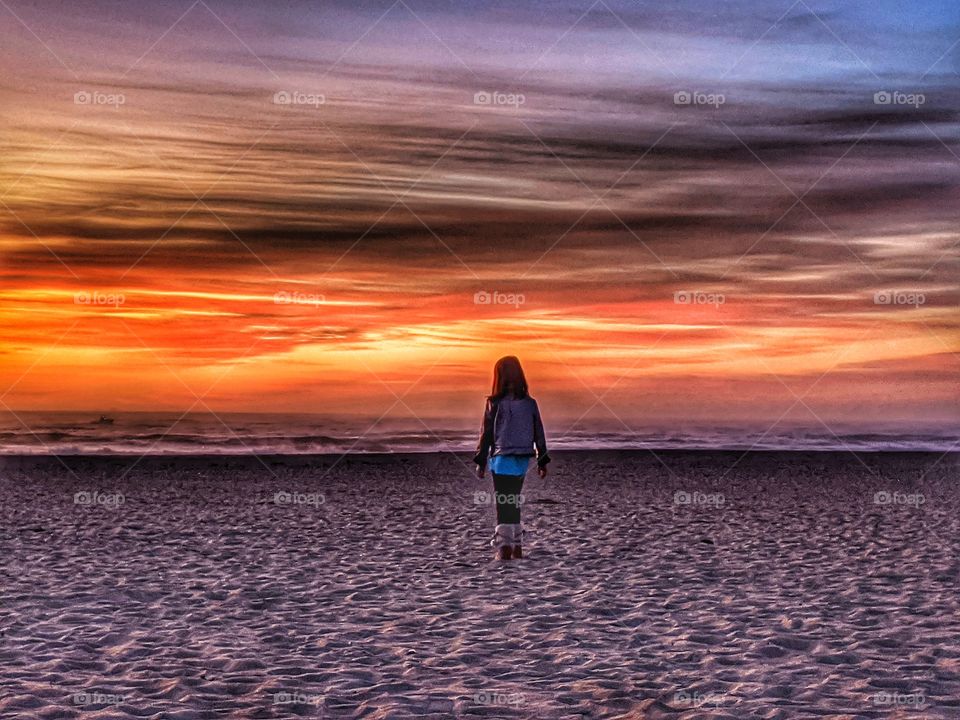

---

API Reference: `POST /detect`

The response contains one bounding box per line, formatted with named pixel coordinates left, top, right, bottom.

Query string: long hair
left=489, top=355, right=529, bottom=400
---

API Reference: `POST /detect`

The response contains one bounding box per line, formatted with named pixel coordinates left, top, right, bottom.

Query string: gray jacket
left=473, top=395, right=550, bottom=470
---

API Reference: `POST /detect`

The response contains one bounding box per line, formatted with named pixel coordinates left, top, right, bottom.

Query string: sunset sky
left=1, top=0, right=958, bottom=431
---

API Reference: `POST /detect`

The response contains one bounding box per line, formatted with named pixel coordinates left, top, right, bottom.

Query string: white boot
left=492, top=524, right=513, bottom=559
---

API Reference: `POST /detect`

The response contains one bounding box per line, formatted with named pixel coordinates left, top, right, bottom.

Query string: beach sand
left=1, top=450, right=958, bottom=719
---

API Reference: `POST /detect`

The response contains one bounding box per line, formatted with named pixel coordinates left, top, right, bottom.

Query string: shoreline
left=2, top=448, right=957, bottom=478
left=3, top=448, right=956, bottom=476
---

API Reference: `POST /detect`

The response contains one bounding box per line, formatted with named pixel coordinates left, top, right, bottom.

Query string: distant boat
left=96, top=415, right=115, bottom=425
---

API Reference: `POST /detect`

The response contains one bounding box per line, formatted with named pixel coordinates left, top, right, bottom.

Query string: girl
left=473, top=356, right=549, bottom=560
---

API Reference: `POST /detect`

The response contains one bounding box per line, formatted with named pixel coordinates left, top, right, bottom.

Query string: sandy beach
left=1, top=450, right=958, bottom=719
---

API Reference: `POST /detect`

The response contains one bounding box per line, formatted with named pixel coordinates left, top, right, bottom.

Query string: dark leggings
left=492, top=473, right=525, bottom=524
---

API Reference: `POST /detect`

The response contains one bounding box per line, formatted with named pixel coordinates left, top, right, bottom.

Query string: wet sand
left=1, top=450, right=958, bottom=719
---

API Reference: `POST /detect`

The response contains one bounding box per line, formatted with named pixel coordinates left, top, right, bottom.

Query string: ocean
left=1, top=412, right=956, bottom=455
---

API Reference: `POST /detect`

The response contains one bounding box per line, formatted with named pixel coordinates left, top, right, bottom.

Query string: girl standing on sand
left=474, top=356, right=550, bottom=560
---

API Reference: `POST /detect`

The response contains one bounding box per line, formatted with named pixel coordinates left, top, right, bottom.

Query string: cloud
left=0, top=0, right=956, bottom=420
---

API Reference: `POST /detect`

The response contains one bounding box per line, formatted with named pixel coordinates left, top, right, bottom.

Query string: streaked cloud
left=0, top=0, right=957, bottom=427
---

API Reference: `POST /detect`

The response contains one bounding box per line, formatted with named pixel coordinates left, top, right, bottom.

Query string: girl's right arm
left=533, top=400, right=550, bottom=471
left=472, top=398, right=496, bottom=475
